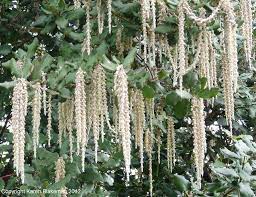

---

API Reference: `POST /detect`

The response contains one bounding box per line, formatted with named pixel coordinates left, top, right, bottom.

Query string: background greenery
left=0, top=0, right=256, bottom=196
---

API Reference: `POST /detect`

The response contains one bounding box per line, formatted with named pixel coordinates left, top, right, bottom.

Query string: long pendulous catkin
left=11, top=78, right=28, bottom=183
left=191, top=96, right=206, bottom=189
left=75, top=68, right=87, bottom=172
left=114, top=65, right=131, bottom=182
left=32, top=82, right=42, bottom=158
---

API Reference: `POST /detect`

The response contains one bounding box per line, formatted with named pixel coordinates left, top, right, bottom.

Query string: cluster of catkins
left=176, top=0, right=254, bottom=188
left=9, top=0, right=254, bottom=192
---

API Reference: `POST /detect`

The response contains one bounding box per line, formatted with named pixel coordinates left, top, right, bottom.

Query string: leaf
left=96, top=41, right=108, bottom=57
left=24, top=174, right=39, bottom=187
left=26, top=38, right=39, bottom=58
left=175, top=89, right=192, bottom=99
left=66, top=8, right=85, bottom=20
left=213, top=167, right=239, bottom=177
left=0, top=81, right=16, bottom=89
left=79, top=167, right=104, bottom=183
left=183, top=70, right=199, bottom=89
left=173, top=174, right=190, bottom=192
left=32, top=15, right=51, bottom=27
left=235, top=140, right=251, bottom=154
left=197, top=87, right=219, bottom=99
left=123, top=47, right=137, bottom=68
left=56, top=16, right=68, bottom=29
left=166, top=91, right=180, bottom=106
left=220, top=148, right=241, bottom=159
left=0, top=44, right=12, bottom=55
left=48, top=175, right=71, bottom=190
left=41, top=23, right=56, bottom=34
left=2, top=58, right=19, bottom=76
left=102, top=55, right=117, bottom=71
left=155, top=25, right=172, bottom=33
left=68, top=32, right=84, bottom=42
left=173, top=99, right=190, bottom=118
left=239, top=182, right=255, bottom=197
left=0, top=178, right=4, bottom=190
left=103, top=174, right=114, bottom=186
left=158, top=69, right=169, bottom=80
left=59, top=87, right=71, bottom=98
left=142, top=85, right=155, bottom=98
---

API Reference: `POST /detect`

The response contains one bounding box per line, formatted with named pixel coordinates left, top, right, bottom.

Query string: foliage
left=0, top=0, right=255, bottom=196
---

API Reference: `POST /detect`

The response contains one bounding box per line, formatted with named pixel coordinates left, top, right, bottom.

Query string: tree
left=0, top=0, right=255, bottom=196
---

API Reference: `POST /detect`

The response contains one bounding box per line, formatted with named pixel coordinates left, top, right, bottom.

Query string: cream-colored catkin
left=150, top=0, right=156, bottom=64
left=11, top=78, right=28, bottom=183
left=75, top=68, right=87, bottom=159
left=91, top=64, right=112, bottom=163
left=131, top=89, right=145, bottom=172
left=145, top=128, right=153, bottom=197
left=42, top=72, right=47, bottom=116
left=222, top=53, right=235, bottom=133
left=114, top=65, right=131, bottom=182
left=199, top=30, right=209, bottom=82
left=55, top=157, right=67, bottom=197
left=221, top=0, right=237, bottom=132
left=74, top=0, right=81, bottom=8
left=96, top=0, right=104, bottom=34
left=241, top=0, right=253, bottom=69
left=58, top=103, right=65, bottom=148
left=177, top=0, right=186, bottom=89
left=47, top=94, right=52, bottom=147
left=141, top=0, right=149, bottom=62
left=107, top=0, right=112, bottom=33
left=145, top=98, right=154, bottom=131
left=66, top=99, right=74, bottom=163
left=191, top=96, right=206, bottom=189
left=156, top=128, right=161, bottom=164
left=208, top=32, right=217, bottom=89
left=222, top=0, right=238, bottom=93
left=116, top=27, right=124, bottom=57
left=167, top=117, right=176, bottom=172
left=183, top=0, right=224, bottom=25
left=82, top=0, right=91, bottom=55
left=32, top=82, right=42, bottom=158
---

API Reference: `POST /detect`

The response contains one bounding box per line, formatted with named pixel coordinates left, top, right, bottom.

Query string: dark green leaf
left=173, top=174, right=190, bottom=192
left=142, top=85, right=155, bottom=98
left=0, top=44, right=12, bottom=55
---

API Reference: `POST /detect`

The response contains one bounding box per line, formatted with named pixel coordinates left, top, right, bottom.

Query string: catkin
left=47, top=94, right=52, bottom=147
left=156, top=128, right=161, bottom=164
left=145, top=128, right=153, bottom=197
left=58, top=103, right=65, bottom=148
left=114, top=65, right=131, bottom=182
left=11, top=78, right=28, bottom=183
left=75, top=68, right=87, bottom=162
left=55, top=157, right=67, bottom=197
left=42, top=72, right=47, bottom=116
left=97, top=0, right=104, bottom=34
left=107, top=0, right=112, bottom=33
left=116, top=27, right=124, bottom=57
left=222, top=0, right=237, bottom=132
left=141, top=0, right=149, bottom=62
left=222, top=0, right=238, bottom=92
left=177, top=1, right=186, bottom=89
left=82, top=0, right=91, bottom=55
left=191, top=96, right=206, bottom=189
left=131, top=89, right=145, bottom=172
left=241, top=0, right=253, bottom=69
left=167, top=117, right=175, bottom=172
left=74, top=0, right=81, bottom=8
left=32, top=82, right=42, bottom=158
left=91, top=64, right=112, bottom=163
